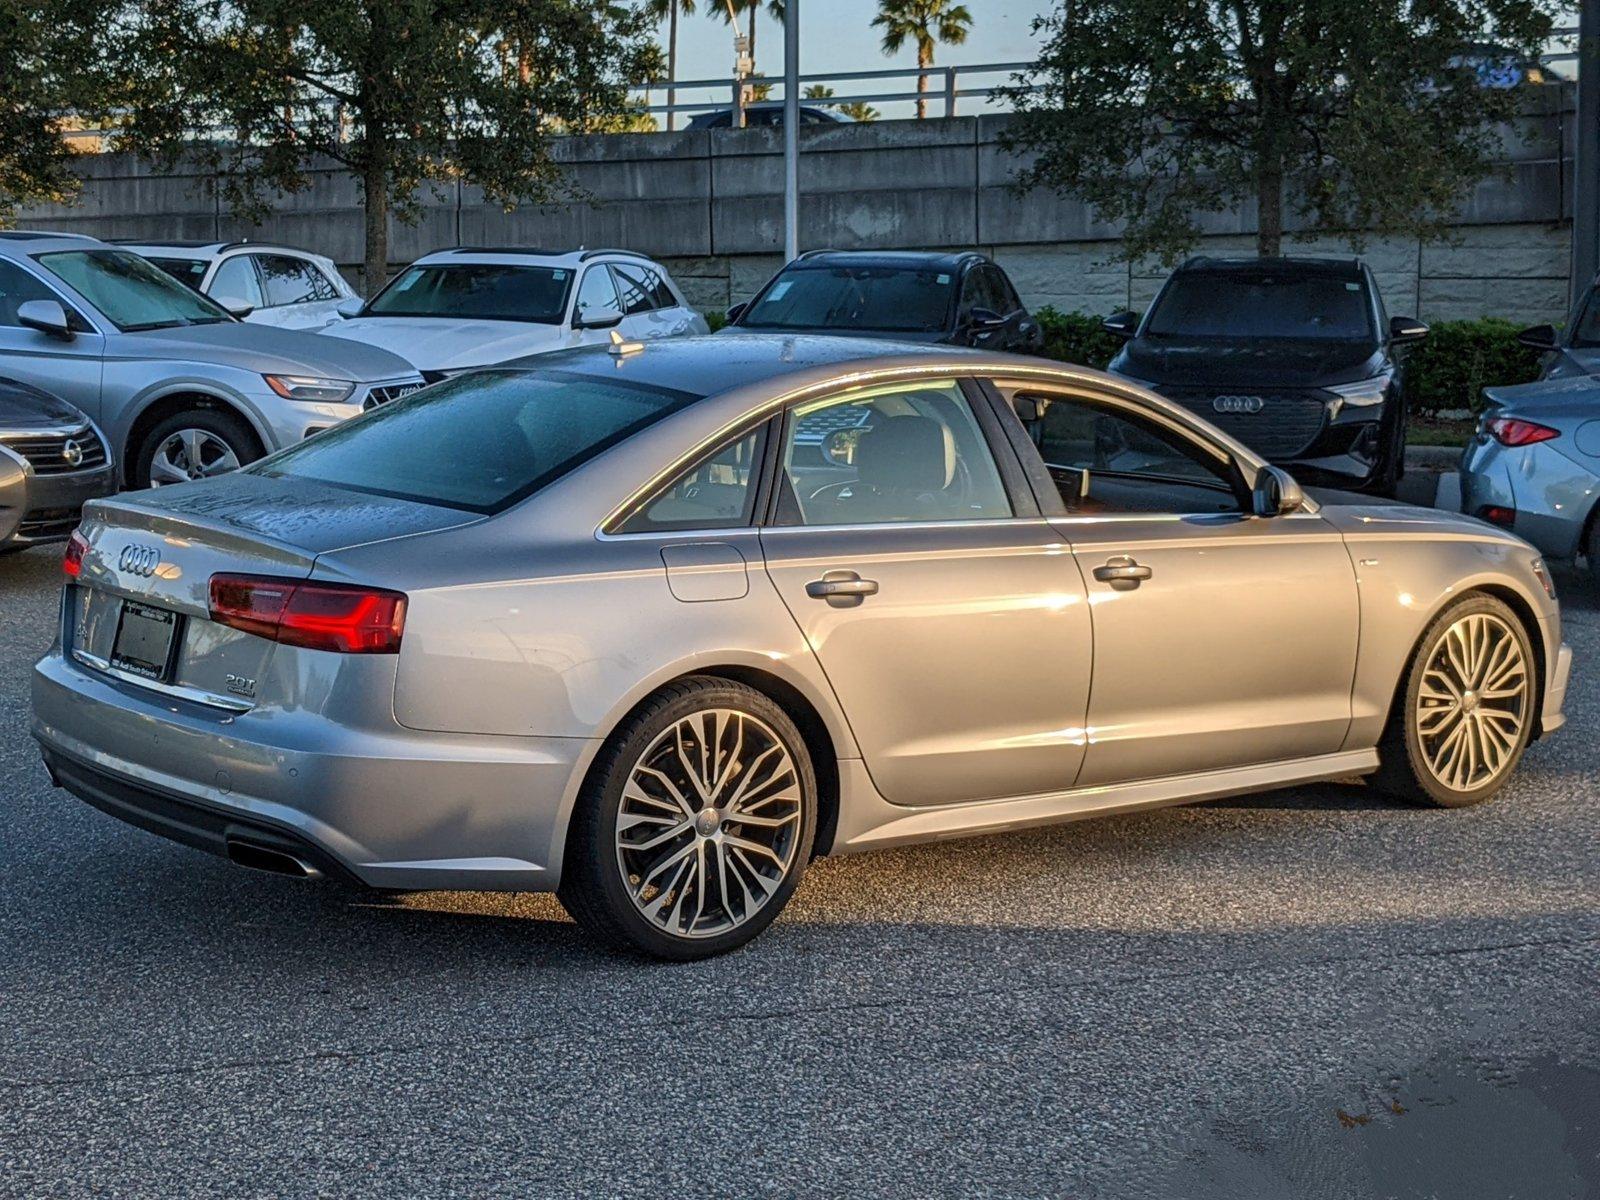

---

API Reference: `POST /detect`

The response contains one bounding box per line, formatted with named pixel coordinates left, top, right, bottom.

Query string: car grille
left=0, top=427, right=109, bottom=476
left=1156, top=389, right=1329, bottom=459
left=363, top=382, right=425, bottom=411
left=17, top=507, right=79, bottom=540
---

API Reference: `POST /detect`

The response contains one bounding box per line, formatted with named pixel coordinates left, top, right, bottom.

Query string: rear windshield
left=1146, top=271, right=1375, bottom=340
left=251, top=369, right=698, bottom=513
left=364, top=263, right=573, bottom=324
left=739, top=265, right=955, bottom=333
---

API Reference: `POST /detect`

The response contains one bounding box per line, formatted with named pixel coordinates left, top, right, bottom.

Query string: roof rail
left=0, top=229, right=95, bottom=242
left=449, top=245, right=572, bottom=257
left=576, top=247, right=654, bottom=262
left=794, top=248, right=839, bottom=261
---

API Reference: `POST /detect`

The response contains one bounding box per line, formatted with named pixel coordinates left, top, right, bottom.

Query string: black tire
left=1365, top=409, right=1406, bottom=498
left=558, top=676, right=817, bottom=960
left=1372, top=593, right=1536, bottom=808
left=130, top=406, right=263, bottom=490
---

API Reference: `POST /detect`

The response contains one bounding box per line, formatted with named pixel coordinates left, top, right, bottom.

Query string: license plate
left=110, top=601, right=181, bottom=682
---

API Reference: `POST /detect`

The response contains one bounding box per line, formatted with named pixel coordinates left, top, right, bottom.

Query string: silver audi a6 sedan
left=33, top=336, right=1571, bottom=958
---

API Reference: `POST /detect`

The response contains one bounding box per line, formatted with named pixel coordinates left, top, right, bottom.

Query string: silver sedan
left=32, top=336, right=1571, bottom=958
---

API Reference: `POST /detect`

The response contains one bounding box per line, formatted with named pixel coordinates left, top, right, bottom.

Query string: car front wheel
left=133, top=408, right=262, bottom=489
left=1374, top=594, right=1536, bottom=807
left=559, top=677, right=817, bottom=959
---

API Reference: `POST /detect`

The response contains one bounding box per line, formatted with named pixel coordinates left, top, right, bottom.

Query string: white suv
left=318, top=247, right=708, bottom=380
left=116, top=241, right=358, bottom=331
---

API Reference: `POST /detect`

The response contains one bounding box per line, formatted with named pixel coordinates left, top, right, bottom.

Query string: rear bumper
left=31, top=649, right=596, bottom=891
left=1459, top=436, right=1598, bottom=561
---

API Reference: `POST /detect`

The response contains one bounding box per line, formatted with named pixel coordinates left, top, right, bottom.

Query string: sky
left=645, top=1, right=1051, bottom=120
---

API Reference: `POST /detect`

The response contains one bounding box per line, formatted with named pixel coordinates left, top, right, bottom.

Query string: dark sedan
left=0, top=377, right=118, bottom=555
left=724, top=251, right=1043, bottom=353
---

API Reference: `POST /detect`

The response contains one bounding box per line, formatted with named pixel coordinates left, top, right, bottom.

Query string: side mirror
left=335, top=297, right=366, bottom=319
left=1516, top=323, right=1560, bottom=352
left=16, top=299, right=73, bottom=340
left=574, top=305, right=624, bottom=331
left=1101, top=310, right=1138, bottom=339
left=1253, top=465, right=1305, bottom=517
left=725, top=301, right=748, bottom=324
left=1389, top=316, right=1429, bottom=344
left=214, top=296, right=255, bottom=320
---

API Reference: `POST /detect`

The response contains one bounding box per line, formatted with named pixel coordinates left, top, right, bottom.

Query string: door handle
left=805, top=570, right=880, bottom=607
left=1093, top=556, right=1153, bottom=589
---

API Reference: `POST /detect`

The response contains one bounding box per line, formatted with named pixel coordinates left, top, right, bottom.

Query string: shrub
left=703, top=308, right=728, bottom=332
left=1406, top=318, right=1543, bottom=416
left=1028, top=306, right=1125, bottom=370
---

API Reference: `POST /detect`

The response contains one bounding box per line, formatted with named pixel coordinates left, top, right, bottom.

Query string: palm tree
left=871, top=0, right=972, bottom=119
left=646, top=0, right=697, bottom=131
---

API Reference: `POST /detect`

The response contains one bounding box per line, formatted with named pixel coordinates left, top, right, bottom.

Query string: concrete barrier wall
left=16, top=95, right=1576, bottom=324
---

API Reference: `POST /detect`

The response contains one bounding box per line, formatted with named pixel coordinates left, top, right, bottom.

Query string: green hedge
left=1026, top=306, right=1543, bottom=416
left=703, top=308, right=728, bottom=332
left=1405, top=317, right=1543, bottom=416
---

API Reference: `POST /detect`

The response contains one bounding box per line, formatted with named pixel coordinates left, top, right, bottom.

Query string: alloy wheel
left=150, top=429, right=242, bottom=485
left=614, top=708, right=803, bottom=940
left=1415, top=611, right=1529, bottom=792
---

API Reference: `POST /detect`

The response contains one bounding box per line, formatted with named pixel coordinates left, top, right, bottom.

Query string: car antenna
left=609, top=329, right=644, bottom=357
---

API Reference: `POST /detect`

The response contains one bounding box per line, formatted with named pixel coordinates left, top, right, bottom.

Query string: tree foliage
left=0, top=0, right=108, bottom=225
left=998, top=0, right=1558, bottom=262
left=112, top=0, right=659, bottom=290
left=872, top=0, right=972, bottom=118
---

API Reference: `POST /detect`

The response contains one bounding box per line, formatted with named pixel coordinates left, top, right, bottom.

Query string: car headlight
left=263, top=374, right=356, bottom=404
left=1326, top=374, right=1393, bottom=408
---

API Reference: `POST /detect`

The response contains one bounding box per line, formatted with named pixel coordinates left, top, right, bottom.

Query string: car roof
left=411, top=246, right=661, bottom=269
left=1177, top=255, right=1365, bottom=279
left=0, top=230, right=103, bottom=254
left=110, top=240, right=324, bottom=259
left=785, top=249, right=986, bottom=272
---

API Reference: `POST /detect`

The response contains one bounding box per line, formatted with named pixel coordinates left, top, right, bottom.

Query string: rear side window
left=616, top=425, right=768, bottom=533
left=253, top=369, right=698, bottom=513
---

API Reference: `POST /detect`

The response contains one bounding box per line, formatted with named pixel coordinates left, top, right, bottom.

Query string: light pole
left=1574, top=0, right=1600, bottom=313
left=783, top=0, right=799, bottom=261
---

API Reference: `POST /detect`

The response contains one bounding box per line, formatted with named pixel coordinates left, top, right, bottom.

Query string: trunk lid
left=68, top=472, right=476, bottom=710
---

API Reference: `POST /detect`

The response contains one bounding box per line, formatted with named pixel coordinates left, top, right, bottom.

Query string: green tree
left=114, top=0, right=657, bottom=292
left=803, top=83, right=880, bottom=123
left=998, top=0, right=1558, bottom=263
left=871, top=0, right=972, bottom=120
left=0, top=0, right=109, bottom=225
left=646, top=0, right=696, bottom=131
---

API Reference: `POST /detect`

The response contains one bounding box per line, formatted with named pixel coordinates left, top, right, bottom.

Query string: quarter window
left=616, top=426, right=768, bottom=533
left=777, top=380, right=1013, bottom=526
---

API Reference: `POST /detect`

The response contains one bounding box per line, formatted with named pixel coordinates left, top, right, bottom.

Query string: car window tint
left=257, top=254, right=337, bottom=306
left=0, top=259, right=72, bottom=328
left=617, top=426, right=767, bottom=533
left=147, top=257, right=209, bottom=291
left=740, top=265, right=955, bottom=334
left=1147, top=270, right=1373, bottom=340
left=779, top=379, right=1012, bottom=526
left=209, top=255, right=264, bottom=307
left=253, top=369, right=698, bottom=514
left=1018, top=393, right=1241, bottom=515
left=992, top=267, right=1023, bottom=314
left=610, top=263, right=663, bottom=316
left=573, top=267, right=621, bottom=325
left=365, top=264, right=572, bottom=323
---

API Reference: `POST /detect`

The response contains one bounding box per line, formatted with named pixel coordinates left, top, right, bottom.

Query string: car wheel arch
left=122, top=390, right=269, bottom=482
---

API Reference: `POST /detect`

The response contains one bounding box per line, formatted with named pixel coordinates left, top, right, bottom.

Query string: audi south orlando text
left=33, top=336, right=1569, bottom=958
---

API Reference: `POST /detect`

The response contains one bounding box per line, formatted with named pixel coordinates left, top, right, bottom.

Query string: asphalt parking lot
left=1, top=543, right=1597, bottom=1199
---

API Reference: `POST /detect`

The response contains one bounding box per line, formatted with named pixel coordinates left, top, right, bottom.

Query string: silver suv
left=0, top=232, right=423, bottom=488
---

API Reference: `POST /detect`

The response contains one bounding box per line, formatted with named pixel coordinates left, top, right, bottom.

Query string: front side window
left=0, top=259, right=81, bottom=329
left=740, top=265, right=957, bottom=334
left=778, top=379, right=1012, bottom=526
left=252, top=369, right=698, bottom=513
left=573, top=267, right=621, bottom=325
left=617, top=426, right=767, bottom=533
left=1015, top=391, right=1243, bottom=516
left=35, top=249, right=230, bottom=331
left=257, top=254, right=338, bottom=306
left=364, top=264, right=573, bottom=324
left=209, top=255, right=263, bottom=308
left=1146, top=270, right=1375, bottom=341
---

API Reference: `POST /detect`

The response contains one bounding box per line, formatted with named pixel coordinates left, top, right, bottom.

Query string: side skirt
left=828, top=749, right=1380, bottom=855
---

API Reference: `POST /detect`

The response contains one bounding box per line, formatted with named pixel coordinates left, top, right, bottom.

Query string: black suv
left=1104, top=257, right=1427, bottom=493
left=725, top=250, right=1042, bottom=352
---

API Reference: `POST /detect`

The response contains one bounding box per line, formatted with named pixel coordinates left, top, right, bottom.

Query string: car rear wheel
left=133, top=408, right=262, bottom=489
left=1373, top=594, right=1535, bottom=807
left=558, top=677, right=817, bottom=959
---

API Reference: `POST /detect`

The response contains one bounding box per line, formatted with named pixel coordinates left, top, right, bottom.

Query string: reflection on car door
left=0, top=259, right=105, bottom=423
left=999, top=381, right=1360, bottom=786
left=251, top=254, right=344, bottom=329
left=759, top=377, right=1093, bottom=807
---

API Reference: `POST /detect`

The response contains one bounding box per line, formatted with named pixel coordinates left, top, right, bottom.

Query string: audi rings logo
left=1212, top=394, right=1266, bottom=415
left=118, top=543, right=161, bottom=577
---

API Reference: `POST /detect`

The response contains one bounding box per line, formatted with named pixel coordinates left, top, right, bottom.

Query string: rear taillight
left=209, top=574, right=407, bottom=654
left=1487, top=417, right=1560, bottom=447
left=1477, top=505, right=1518, bottom=528
left=62, top=530, right=89, bottom=578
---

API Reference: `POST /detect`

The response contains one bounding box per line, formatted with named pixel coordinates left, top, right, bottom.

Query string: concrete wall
left=16, top=93, right=1576, bottom=324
